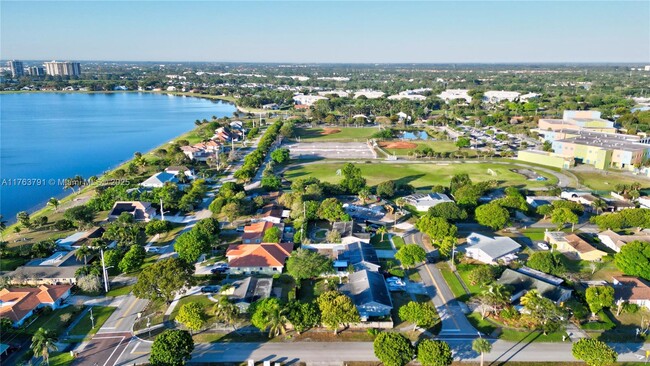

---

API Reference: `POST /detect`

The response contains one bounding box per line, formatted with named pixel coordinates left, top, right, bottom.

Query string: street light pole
left=100, top=249, right=110, bottom=293
left=90, top=307, right=95, bottom=329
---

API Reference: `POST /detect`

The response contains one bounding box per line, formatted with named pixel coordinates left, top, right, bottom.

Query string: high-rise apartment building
left=6, top=60, right=25, bottom=78
left=44, top=61, right=81, bottom=76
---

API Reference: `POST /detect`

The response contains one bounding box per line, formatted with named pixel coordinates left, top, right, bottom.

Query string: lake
left=0, top=92, right=236, bottom=222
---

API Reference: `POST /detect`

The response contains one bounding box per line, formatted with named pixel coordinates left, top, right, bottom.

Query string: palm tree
left=176, top=172, right=189, bottom=184
left=75, top=245, right=92, bottom=265
left=519, top=289, right=540, bottom=308
left=472, top=338, right=492, bottom=366
left=377, top=226, right=388, bottom=242
left=591, top=198, right=607, bottom=214
left=395, top=197, right=405, bottom=211
left=213, top=296, right=240, bottom=329
left=265, top=304, right=289, bottom=338
left=31, top=327, right=58, bottom=365
left=47, top=198, right=60, bottom=212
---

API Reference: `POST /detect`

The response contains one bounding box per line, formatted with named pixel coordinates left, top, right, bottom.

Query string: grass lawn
left=298, top=278, right=332, bottom=302
left=154, top=223, right=186, bottom=246
left=48, top=352, right=74, bottom=366
left=467, top=312, right=566, bottom=342
left=296, top=127, right=378, bottom=141
left=106, top=284, right=134, bottom=297
left=69, top=306, right=116, bottom=337
left=455, top=263, right=483, bottom=296
left=370, top=234, right=393, bottom=250
left=392, top=236, right=406, bottom=250
left=436, top=262, right=467, bottom=300
left=0, top=257, right=29, bottom=271
left=284, top=162, right=557, bottom=190
left=24, top=306, right=83, bottom=335
left=407, top=268, right=421, bottom=282
left=520, top=228, right=548, bottom=241
left=572, top=170, right=650, bottom=192
left=169, top=295, right=216, bottom=323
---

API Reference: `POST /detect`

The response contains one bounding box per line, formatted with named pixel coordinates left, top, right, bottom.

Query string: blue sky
left=1, top=1, right=648, bottom=63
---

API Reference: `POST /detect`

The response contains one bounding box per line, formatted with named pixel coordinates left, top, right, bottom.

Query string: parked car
left=146, top=247, right=159, bottom=253
left=537, top=242, right=550, bottom=250
left=211, top=267, right=228, bottom=274
left=236, top=226, right=245, bottom=232
left=201, top=286, right=220, bottom=293
left=386, top=277, right=405, bottom=287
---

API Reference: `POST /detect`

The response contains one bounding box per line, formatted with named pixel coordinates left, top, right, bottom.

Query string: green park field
left=296, top=127, right=379, bottom=141
left=283, top=162, right=558, bottom=189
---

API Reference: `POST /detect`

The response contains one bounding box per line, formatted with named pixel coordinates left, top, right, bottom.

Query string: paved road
left=405, top=230, right=478, bottom=338
left=102, top=339, right=650, bottom=364
left=72, top=332, right=133, bottom=366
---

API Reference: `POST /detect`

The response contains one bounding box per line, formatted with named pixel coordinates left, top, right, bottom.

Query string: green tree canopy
left=150, top=329, right=194, bottom=366
left=262, top=226, right=283, bottom=243
left=526, top=251, right=567, bottom=276
left=376, top=180, right=396, bottom=198
left=373, top=332, right=414, bottom=366
left=317, top=198, right=350, bottom=222
left=340, top=163, right=367, bottom=194
left=395, top=244, right=427, bottom=269
left=416, top=215, right=458, bottom=242
left=317, top=291, right=360, bottom=334
left=174, top=229, right=210, bottom=263
left=118, top=244, right=146, bottom=273
left=614, top=240, right=650, bottom=280
left=250, top=298, right=288, bottom=338
left=176, top=302, right=207, bottom=332
left=417, top=339, right=453, bottom=366
left=571, top=338, right=617, bottom=366
left=551, top=207, right=579, bottom=229
left=475, top=203, right=510, bottom=230
left=427, top=201, right=467, bottom=222
left=133, top=258, right=193, bottom=303
left=286, top=248, right=333, bottom=287
left=585, top=286, right=615, bottom=315
left=398, top=301, right=438, bottom=331
left=286, top=301, right=320, bottom=334
left=270, top=148, right=290, bottom=163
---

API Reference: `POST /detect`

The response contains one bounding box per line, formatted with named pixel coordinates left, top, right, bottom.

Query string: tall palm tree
left=75, top=245, right=92, bottom=265
left=472, top=338, right=492, bottom=366
left=47, top=198, right=60, bottom=212
left=265, top=304, right=289, bottom=338
left=31, top=327, right=58, bottom=365
left=377, top=226, right=388, bottom=242
left=591, top=198, right=607, bottom=214
left=213, top=296, right=240, bottom=329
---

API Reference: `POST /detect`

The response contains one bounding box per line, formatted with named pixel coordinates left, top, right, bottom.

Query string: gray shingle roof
left=497, top=268, right=572, bottom=303
left=341, top=270, right=392, bottom=309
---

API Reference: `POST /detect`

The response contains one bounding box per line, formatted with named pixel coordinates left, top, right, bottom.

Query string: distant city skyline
left=1, top=1, right=649, bottom=63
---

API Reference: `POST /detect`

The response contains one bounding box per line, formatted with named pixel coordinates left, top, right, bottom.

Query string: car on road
left=201, top=286, right=220, bottom=293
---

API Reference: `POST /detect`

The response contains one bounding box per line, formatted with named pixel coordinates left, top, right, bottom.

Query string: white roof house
left=525, top=196, right=562, bottom=208
left=403, top=193, right=453, bottom=212
left=140, top=172, right=178, bottom=188
left=353, top=90, right=385, bottom=99
left=293, top=94, right=328, bottom=106
left=598, top=229, right=650, bottom=253
left=438, top=89, right=472, bottom=103
left=317, top=90, right=349, bottom=98
left=520, top=92, right=541, bottom=102
left=464, top=233, right=522, bottom=265
left=387, top=94, right=426, bottom=101
left=483, top=91, right=521, bottom=103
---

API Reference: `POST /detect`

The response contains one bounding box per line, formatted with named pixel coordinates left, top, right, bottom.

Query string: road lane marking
left=113, top=297, right=140, bottom=329
left=112, top=336, right=133, bottom=366
left=130, top=341, right=141, bottom=354
left=102, top=336, right=126, bottom=366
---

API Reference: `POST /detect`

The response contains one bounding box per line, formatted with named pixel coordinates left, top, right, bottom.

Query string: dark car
left=211, top=267, right=228, bottom=274
left=200, top=286, right=219, bottom=293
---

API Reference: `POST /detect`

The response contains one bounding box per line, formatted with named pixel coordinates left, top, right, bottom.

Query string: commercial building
left=6, top=60, right=24, bottom=78
left=437, top=89, right=471, bottom=103
left=551, top=131, right=650, bottom=170
left=483, top=90, right=521, bottom=103
left=517, top=150, right=575, bottom=169
left=44, top=61, right=81, bottom=76
left=537, top=110, right=617, bottom=133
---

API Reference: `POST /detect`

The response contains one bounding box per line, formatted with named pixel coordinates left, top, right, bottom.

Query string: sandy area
left=379, top=141, right=418, bottom=149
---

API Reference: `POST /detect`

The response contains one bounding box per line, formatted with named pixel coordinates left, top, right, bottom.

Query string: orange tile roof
left=0, top=285, right=72, bottom=323
left=227, top=243, right=293, bottom=268
left=245, top=221, right=272, bottom=233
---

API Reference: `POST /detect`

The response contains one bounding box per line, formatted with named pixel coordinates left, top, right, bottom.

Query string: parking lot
left=285, top=141, right=377, bottom=159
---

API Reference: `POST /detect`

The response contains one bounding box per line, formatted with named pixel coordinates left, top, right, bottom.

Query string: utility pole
left=450, top=241, right=456, bottom=271
left=100, top=248, right=110, bottom=293
left=90, top=307, right=95, bottom=329
left=160, top=198, right=165, bottom=221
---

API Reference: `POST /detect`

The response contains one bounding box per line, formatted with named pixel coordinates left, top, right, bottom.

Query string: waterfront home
left=180, top=140, right=221, bottom=161
left=56, top=227, right=105, bottom=250
left=165, top=166, right=195, bottom=179
left=544, top=231, right=607, bottom=261
left=497, top=268, right=572, bottom=306
left=340, top=269, right=393, bottom=320
left=226, top=243, right=293, bottom=275
left=612, top=276, right=650, bottom=310
left=108, top=201, right=156, bottom=222
left=0, top=285, right=72, bottom=327
left=464, top=233, right=521, bottom=265
left=6, top=251, right=85, bottom=285
left=597, top=229, right=650, bottom=253
left=140, top=171, right=179, bottom=188
left=213, top=126, right=242, bottom=142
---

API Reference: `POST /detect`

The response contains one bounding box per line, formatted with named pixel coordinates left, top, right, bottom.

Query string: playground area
left=285, top=141, right=377, bottom=160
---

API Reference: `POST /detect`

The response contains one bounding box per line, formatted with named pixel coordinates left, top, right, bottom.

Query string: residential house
left=598, top=229, right=650, bottom=253
left=140, top=171, right=178, bottom=188
left=293, top=94, right=328, bottom=106
left=165, top=166, right=195, bottom=179
left=222, top=277, right=274, bottom=311
left=497, top=268, right=573, bottom=306
left=242, top=221, right=275, bottom=244
left=108, top=201, right=156, bottom=222
left=56, top=227, right=105, bottom=250
left=336, top=242, right=380, bottom=272
left=332, top=221, right=371, bottom=245
left=262, top=103, right=279, bottom=110
left=483, top=90, right=521, bottom=103
left=525, top=196, right=562, bottom=208
left=226, top=243, right=293, bottom=275
left=0, top=285, right=72, bottom=327
left=340, top=269, right=393, bottom=320
left=6, top=251, right=85, bottom=285
left=403, top=193, right=453, bottom=212
left=544, top=232, right=607, bottom=261
left=612, top=276, right=650, bottom=310
left=258, top=204, right=284, bottom=224
left=180, top=140, right=221, bottom=161
left=437, top=89, right=472, bottom=103
left=464, top=233, right=521, bottom=265
left=213, top=126, right=242, bottom=142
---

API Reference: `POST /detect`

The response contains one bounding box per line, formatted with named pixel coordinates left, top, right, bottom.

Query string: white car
left=386, top=277, right=405, bottom=287
left=537, top=242, right=550, bottom=250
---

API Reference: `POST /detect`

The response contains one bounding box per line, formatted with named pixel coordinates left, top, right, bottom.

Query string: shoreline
left=1, top=92, right=238, bottom=228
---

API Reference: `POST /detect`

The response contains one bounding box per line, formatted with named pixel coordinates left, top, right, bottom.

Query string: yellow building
left=517, top=150, right=574, bottom=169
left=544, top=231, right=607, bottom=261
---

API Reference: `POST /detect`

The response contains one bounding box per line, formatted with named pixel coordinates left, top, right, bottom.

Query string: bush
left=367, top=328, right=381, bottom=336
left=500, top=306, right=520, bottom=320
left=581, top=310, right=615, bottom=331
left=623, top=303, right=640, bottom=314
left=389, top=268, right=405, bottom=277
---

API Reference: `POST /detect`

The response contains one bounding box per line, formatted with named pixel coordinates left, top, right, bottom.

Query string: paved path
left=404, top=230, right=478, bottom=338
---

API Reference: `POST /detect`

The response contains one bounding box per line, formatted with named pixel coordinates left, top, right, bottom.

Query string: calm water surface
left=0, top=92, right=235, bottom=221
